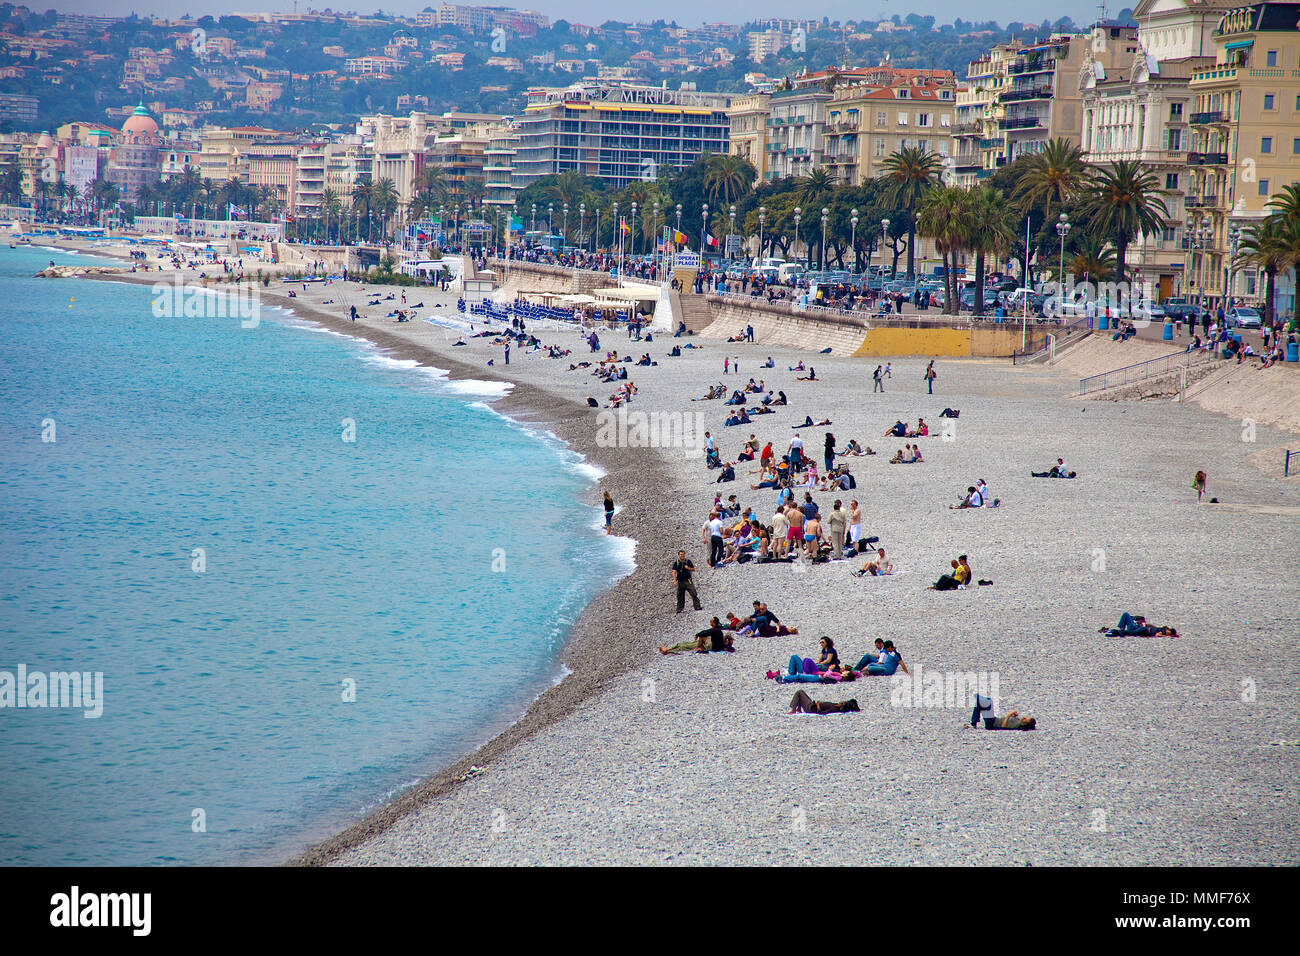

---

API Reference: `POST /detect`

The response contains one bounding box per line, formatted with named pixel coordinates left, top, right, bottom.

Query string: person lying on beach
left=838, top=439, right=866, bottom=457
left=938, top=408, right=960, bottom=418
left=970, top=693, right=1036, bottom=730
left=659, top=617, right=735, bottom=655
left=1100, top=612, right=1178, bottom=637
left=788, top=361, right=806, bottom=372
left=854, top=548, right=894, bottom=577
left=771, top=639, right=840, bottom=683
left=788, top=690, right=861, bottom=714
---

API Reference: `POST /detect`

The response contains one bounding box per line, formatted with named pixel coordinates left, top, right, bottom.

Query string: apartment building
left=513, top=82, right=730, bottom=189
left=764, top=85, right=831, bottom=181
left=951, top=45, right=1017, bottom=186
left=1078, top=0, right=1235, bottom=298
left=482, top=125, right=522, bottom=216
left=951, top=25, right=1141, bottom=182
left=825, top=68, right=958, bottom=185
left=1185, top=1, right=1300, bottom=311
left=245, top=139, right=301, bottom=211
left=198, top=126, right=284, bottom=182
left=727, top=93, right=771, bottom=181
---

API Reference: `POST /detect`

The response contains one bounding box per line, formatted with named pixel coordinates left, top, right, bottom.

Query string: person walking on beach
left=873, top=365, right=884, bottom=392
left=603, top=491, right=615, bottom=535
left=925, top=360, right=937, bottom=394
left=1193, top=470, right=1207, bottom=501
left=724, top=356, right=730, bottom=375
left=672, top=550, right=702, bottom=613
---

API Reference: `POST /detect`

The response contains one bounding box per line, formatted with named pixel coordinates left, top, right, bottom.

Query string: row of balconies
left=1189, top=110, right=1227, bottom=125
left=1001, top=87, right=1052, bottom=102
left=1187, top=151, right=1229, bottom=166
left=999, top=116, right=1044, bottom=130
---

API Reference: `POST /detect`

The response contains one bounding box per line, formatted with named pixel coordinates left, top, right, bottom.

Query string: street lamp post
left=1227, top=224, right=1241, bottom=320
left=547, top=202, right=554, bottom=238
left=700, top=202, right=708, bottom=256
left=631, top=202, right=638, bottom=257
left=1056, top=212, right=1071, bottom=317
left=595, top=206, right=601, bottom=254
left=820, top=207, right=829, bottom=273
left=562, top=203, right=569, bottom=247
left=850, top=208, right=858, bottom=275
left=881, top=219, right=890, bottom=277
left=758, top=206, right=767, bottom=264
left=729, top=204, right=736, bottom=261
left=531, top=203, right=536, bottom=235
left=793, top=207, right=802, bottom=267
left=612, top=202, right=620, bottom=273
left=579, top=202, right=586, bottom=250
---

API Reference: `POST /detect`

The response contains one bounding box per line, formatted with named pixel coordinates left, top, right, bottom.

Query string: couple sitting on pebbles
left=658, top=601, right=798, bottom=654
left=765, top=637, right=910, bottom=683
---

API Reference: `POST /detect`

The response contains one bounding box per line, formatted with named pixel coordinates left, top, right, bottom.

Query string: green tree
left=1080, top=160, right=1169, bottom=284
left=966, top=185, right=1016, bottom=315
left=879, top=146, right=944, bottom=278
left=1013, top=138, right=1087, bottom=213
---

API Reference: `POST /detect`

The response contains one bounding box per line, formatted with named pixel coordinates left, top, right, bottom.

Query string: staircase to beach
left=673, top=290, right=716, bottom=333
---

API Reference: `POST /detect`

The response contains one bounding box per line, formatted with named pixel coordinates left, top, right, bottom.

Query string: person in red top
left=760, top=442, right=774, bottom=466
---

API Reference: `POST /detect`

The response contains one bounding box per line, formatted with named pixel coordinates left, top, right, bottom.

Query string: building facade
left=1185, top=1, right=1300, bottom=312
left=514, top=82, right=730, bottom=189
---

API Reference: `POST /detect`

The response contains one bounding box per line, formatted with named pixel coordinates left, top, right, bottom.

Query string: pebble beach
left=73, top=251, right=1299, bottom=866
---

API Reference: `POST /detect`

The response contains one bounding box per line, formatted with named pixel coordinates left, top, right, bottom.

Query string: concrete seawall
left=700, top=294, right=1029, bottom=357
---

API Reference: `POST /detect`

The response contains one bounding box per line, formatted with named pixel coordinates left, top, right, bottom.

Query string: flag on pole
left=671, top=229, right=688, bottom=244
left=705, top=233, right=718, bottom=248
left=620, top=220, right=632, bottom=235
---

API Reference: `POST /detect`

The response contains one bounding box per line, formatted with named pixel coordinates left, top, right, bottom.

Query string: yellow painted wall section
left=970, top=327, right=1024, bottom=357
left=852, top=327, right=972, bottom=358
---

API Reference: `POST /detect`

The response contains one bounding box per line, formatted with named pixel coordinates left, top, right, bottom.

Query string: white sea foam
left=441, top=379, right=513, bottom=398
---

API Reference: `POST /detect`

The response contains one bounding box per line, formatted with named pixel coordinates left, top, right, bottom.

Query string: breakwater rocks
left=36, top=265, right=128, bottom=279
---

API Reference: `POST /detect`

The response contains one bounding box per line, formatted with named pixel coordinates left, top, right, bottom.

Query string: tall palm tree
left=1013, top=138, right=1087, bottom=213
left=966, top=186, right=1016, bottom=315
left=1069, top=235, right=1116, bottom=282
left=1234, top=217, right=1290, bottom=328
left=797, top=168, right=833, bottom=207
left=879, top=146, right=945, bottom=279
left=704, top=154, right=756, bottom=207
left=369, top=178, right=399, bottom=240
left=1081, top=160, right=1170, bottom=285
left=918, top=186, right=974, bottom=314
left=320, top=187, right=342, bottom=243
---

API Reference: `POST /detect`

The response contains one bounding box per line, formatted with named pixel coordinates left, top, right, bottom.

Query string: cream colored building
left=1185, top=1, right=1300, bottom=313
left=727, top=93, right=770, bottom=181
left=825, top=68, right=958, bottom=186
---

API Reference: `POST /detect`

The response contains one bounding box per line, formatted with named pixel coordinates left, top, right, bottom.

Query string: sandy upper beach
left=64, top=246, right=1300, bottom=865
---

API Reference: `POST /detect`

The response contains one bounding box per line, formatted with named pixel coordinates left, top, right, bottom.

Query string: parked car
left=1161, top=297, right=1198, bottom=321
left=1229, top=307, right=1263, bottom=329
left=1134, top=299, right=1166, bottom=323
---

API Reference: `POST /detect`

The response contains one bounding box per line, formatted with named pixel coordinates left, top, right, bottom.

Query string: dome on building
left=36, top=131, right=54, bottom=150
left=121, top=103, right=159, bottom=141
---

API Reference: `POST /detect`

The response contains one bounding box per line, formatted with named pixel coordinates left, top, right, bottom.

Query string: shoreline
left=41, top=246, right=1300, bottom=866
left=84, top=267, right=692, bottom=866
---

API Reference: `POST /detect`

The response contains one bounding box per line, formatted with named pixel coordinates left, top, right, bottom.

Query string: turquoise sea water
left=0, top=245, right=630, bottom=865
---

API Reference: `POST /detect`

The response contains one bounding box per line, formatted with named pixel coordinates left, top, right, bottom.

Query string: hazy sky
left=42, top=1, right=1088, bottom=29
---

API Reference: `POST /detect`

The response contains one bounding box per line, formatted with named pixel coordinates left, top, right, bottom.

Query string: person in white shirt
left=707, top=512, right=725, bottom=566
left=771, top=506, right=789, bottom=558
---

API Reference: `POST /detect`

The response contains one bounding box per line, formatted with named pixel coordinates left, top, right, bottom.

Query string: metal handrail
left=1079, top=348, right=1216, bottom=393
